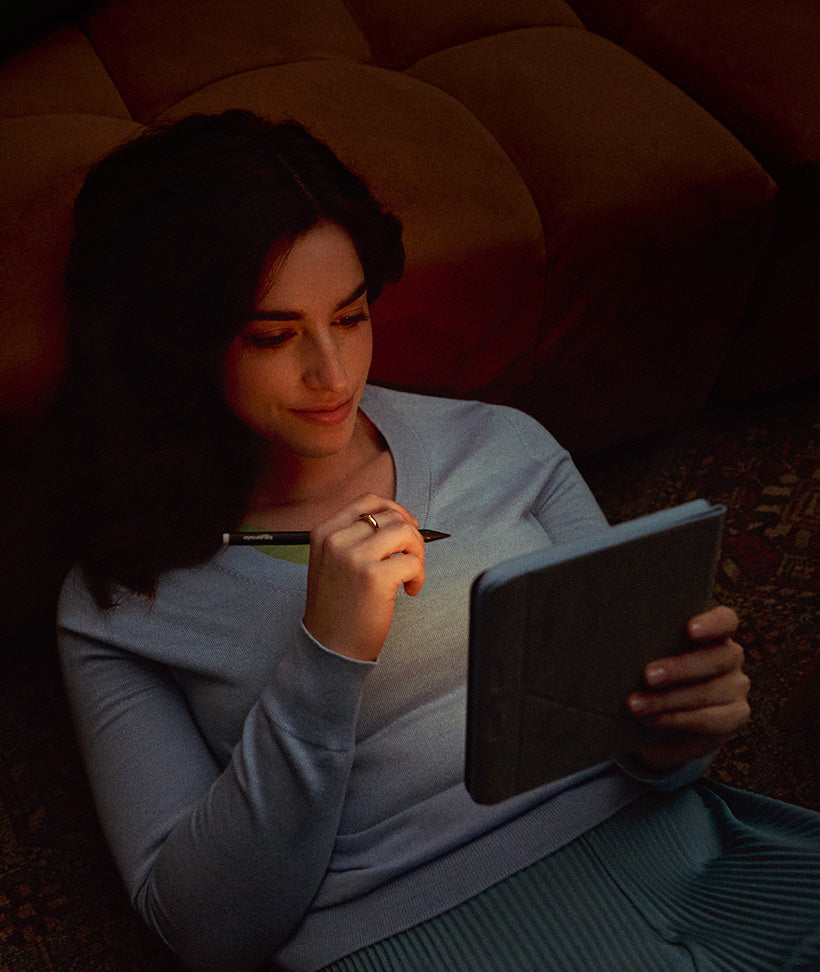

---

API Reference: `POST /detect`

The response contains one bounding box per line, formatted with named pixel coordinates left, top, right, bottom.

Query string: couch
left=1, top=0, right=817, bottom=648
left=568, top=0, right=820, bottom=401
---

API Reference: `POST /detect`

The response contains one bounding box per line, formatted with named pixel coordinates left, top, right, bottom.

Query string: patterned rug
left=1, top=379, right=818, bottom=971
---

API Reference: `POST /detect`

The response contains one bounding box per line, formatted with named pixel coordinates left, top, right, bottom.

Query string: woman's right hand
left=304, top=494, right=427, bottom=661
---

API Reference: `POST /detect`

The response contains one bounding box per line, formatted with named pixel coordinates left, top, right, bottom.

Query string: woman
left=57, top=110, right=820, bottom=972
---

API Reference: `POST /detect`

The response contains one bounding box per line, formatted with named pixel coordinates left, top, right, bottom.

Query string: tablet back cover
left=465, top=500, right=725, bottom=804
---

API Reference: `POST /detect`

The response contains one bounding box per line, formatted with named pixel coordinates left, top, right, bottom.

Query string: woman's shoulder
left=362, top=384, right=564, bottom=457
left=363, top=384, right=546, bottom=429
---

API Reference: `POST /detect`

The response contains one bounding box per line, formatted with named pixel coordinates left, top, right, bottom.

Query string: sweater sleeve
left=58, top=578, right=373, bottom=972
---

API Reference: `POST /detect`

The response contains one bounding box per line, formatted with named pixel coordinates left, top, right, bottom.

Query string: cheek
left=351, top=323, right=374, bottom=375
left=219, top=349, right=286, bottom=425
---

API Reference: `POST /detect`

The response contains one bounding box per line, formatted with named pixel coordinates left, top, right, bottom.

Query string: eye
left=244, top=329, right=294, bottom=350
left=335, top=311, right=369, bottom=329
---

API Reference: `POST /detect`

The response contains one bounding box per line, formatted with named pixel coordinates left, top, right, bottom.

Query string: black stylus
left=223, top=529, right=450, bottom=545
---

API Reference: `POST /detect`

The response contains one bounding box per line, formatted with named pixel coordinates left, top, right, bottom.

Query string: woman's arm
left=59, top=607, right=370, bottom=972
left=58, top=494, right=425, bottom=970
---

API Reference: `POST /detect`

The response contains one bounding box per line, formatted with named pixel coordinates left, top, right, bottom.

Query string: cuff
left=261, top=621, right=375, bottom=749
left=615, top=752, right=716, bottom=792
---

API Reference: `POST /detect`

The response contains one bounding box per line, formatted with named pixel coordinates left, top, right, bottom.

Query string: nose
left=303, top=332, right=348, bottom=392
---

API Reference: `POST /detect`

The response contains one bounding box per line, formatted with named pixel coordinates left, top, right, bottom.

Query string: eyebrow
left=247, top=280, right=367, bottom=323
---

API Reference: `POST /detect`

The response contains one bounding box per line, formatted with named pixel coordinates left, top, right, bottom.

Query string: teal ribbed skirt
left=323, top=781, right=820, bottom=972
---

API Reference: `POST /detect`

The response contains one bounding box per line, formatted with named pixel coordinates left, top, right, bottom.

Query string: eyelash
left=337, top=311, right=369, bottom=329
left=246, top=332, right=292, bottom=349
left=246, top=312, right=369, bottom=350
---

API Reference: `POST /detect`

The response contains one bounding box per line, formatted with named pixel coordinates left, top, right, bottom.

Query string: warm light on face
left=219, top=223, right=373, bottom=461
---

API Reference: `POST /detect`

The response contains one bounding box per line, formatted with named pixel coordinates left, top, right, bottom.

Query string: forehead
left=256, top=223, right=364, bottom=311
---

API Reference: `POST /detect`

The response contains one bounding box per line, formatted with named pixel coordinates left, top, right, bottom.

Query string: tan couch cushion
left=344, top=0, right=582, bottom=69
left=621, top=0, right=820, bottom=179
left=0, top=26, right=130, bottom=119
left=82, top=0, right=375, bottom=121
left=410, top=27, right=776, bottom=448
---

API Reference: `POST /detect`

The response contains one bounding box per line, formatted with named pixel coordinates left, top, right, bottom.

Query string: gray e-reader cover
left=465, top=499, right=725, bottom=804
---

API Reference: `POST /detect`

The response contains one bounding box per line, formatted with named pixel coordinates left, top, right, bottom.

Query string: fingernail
left=628, top=695, right=649, bottom=713
left=645, top=665, right=668, bottom=686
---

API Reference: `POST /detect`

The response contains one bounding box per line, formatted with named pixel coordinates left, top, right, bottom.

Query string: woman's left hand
left=627, top=605, right=751, bottom=772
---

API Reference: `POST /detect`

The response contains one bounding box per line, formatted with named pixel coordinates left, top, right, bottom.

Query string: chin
left=293, top=428, right=356, bottom=460
left=258, top=409, right=361, bottom=460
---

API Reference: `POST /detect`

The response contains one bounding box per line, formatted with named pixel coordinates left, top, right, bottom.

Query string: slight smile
left=290, top=398, right=354, bottom=425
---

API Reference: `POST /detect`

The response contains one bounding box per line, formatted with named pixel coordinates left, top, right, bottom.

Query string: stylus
left=223, top=529, right=450, bottom=545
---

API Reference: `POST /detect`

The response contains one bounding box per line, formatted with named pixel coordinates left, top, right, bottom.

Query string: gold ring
left=358, top=512, right=380, bottom=533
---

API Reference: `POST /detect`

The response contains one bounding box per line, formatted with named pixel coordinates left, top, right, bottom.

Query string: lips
left=290, top=398, right=354, bottom=425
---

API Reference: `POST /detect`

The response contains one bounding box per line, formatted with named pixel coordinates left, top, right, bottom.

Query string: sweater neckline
left=360, top=384, right=432, bottom=527
left=215, top=385, right=432, bottom=579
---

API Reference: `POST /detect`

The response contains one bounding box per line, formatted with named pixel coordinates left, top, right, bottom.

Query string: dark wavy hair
left=59, top=110, right=405, bottom=607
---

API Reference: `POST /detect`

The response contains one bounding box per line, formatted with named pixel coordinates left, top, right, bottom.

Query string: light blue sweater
left=58, top=386, right=708, bottom=971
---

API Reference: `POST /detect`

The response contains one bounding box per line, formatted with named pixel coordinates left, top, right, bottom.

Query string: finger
left=687, top=605, right=739, bottom=643
left=629, top=666, right=751, bottom=717
left=344, top=493, right=419, bottom=530
left=336, top=510, right=427, bottom=562
left=312, top=494, right=419, bottom=544
left=314, top=511, right=426, bottom=593
left=355, top=509, right=426, bottom=551
left=374, top=549, right=426, bottom=598
left=644, top=638, right=745, bottom=688
left=357, top=546, right=427, bottom=604
left=361, top=517, right=427, bottom=591
left=637, top=697, right=751, bottom=736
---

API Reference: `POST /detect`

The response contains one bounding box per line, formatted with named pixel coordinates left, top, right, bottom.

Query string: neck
left=244, top=413, right=390, bottom=527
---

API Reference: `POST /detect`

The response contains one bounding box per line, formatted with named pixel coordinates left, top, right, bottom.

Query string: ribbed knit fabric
left=324, top=781, right=820, bottom=972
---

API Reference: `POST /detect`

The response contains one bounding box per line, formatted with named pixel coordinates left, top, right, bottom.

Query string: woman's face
left=220, top=223, right=373, bottom=461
